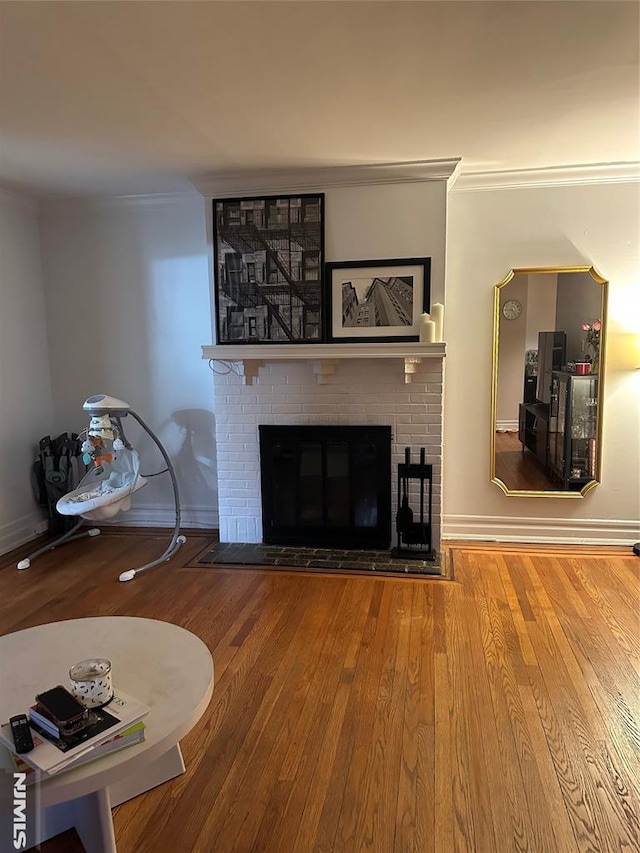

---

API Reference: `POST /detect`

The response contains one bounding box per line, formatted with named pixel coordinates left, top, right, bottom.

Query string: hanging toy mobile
left=18, top=395, right=186, bottom=582
left=82, top=413, right=117, bottom=471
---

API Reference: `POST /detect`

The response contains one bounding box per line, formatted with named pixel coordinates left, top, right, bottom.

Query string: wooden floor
left=1, top=530, right=638, bottom=853
left=494, top=431, right=555, bottom=491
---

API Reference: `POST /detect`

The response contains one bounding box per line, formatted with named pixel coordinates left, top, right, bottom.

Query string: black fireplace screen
left=259, top=425, right=392, bottom=548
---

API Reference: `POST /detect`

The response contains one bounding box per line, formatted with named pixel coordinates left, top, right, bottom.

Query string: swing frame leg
left=17, top=522, right=101, bottom=570
left=117, top=409, right=184, bottom=583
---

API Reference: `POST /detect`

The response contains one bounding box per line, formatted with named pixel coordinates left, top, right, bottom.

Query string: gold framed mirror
left=491, top=266, right=608, bottom=497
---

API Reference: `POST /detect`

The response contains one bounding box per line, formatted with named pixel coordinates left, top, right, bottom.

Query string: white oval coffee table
left=0, top=616, right=214, bottom=852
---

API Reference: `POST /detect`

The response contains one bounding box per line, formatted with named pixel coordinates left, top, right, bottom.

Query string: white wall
left=324, top=182, right=447, bottom=302
left=39, top=194, right=217, bottom=529
left=445, top=179, right=640, bottom=543
left=0, top=191, right=54, bottom=553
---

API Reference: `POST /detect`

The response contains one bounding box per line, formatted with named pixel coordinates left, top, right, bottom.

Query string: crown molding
left=39, top=191, right=202, bottom=212
left=21, top=158, right=637, bottom=209
left=451, top=161, right=640, bottom=192
left=193, top=159, right=463, bottom=197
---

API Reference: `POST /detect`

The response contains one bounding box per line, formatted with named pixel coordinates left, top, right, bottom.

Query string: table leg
left=71, top=787, right=116, bottom=853
left=109, top=743, right=185, bottom=807
left=30, top=745, right=186, bottom=848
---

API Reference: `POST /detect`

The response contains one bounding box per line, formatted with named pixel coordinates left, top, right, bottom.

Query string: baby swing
left=18, top=395, right=186, bottom=582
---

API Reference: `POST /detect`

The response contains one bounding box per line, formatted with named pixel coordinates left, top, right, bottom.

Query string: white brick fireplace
left=202, top=343, right=445, bottom=553
left=197, top=161, right=455, bottom=555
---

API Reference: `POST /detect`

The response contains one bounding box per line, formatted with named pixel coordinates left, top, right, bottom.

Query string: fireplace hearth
left=196, top=541, right=446, bottom=577
left=259, top=425, right=392, bottom=549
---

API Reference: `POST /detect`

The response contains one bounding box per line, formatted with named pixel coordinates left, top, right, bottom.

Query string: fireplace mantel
left=201, top=341, right=446, bottom=385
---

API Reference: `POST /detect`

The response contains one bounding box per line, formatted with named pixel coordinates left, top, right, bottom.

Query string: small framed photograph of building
left=324, top=257, right=431, bottom=343
left=213, top=193, right=325, bottom=344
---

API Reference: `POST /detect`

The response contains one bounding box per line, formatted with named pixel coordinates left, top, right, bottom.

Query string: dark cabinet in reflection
left=548, top=371, right=598, bottom=490
left=536, top=331, right=566, bottom=405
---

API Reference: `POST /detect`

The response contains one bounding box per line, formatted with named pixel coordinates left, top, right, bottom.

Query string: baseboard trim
left=0, top=505, right=218, bottom=556
left=442, top=514, right=639, bottom=545
left=112, top=503, right=218, bottom=530
left=6, top=508, right=635, bottom=553
left=0, top=512, right=48, bottom=557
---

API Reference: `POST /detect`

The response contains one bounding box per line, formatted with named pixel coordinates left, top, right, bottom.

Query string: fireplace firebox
left=259, top=425, right=392, bottom=548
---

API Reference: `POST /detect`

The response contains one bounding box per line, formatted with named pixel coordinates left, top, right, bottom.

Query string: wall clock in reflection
left=502, top=299, right=522, bottom=320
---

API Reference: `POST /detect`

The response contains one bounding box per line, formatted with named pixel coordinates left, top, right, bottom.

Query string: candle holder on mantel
left=392, top=447, right=436, bottom=561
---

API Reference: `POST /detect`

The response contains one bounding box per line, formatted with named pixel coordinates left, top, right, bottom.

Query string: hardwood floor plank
left=459, top=554, right=513, bottom=850
left=355, top=583, right=411, bottom=852
left=394, top=584, right=434, bottom=853
left=0, top=534, right=637, bottom=853
left=518, top=683, right=581, bottom=853
left=479, top=555, right=574, bottom=853
left=533, top=557, right=640, bottom=718
left=526, top=657, right=609, bottom=853
left=546, top=555, right=594, bottom=621
left=203, top=579, right=348, bottom=852
left=495, top=555, right=538, bottom=669
left=288, top=581, right=375, bottom=852
left=489, top=557, right=533, bottom=685
left=505, top=555, right=537, bottom=623
left=567, top=558, right=640, bottom=672
left=410, top=583, right=437, bottom=853
left=602, top=556, right=640, bottom=606
left=446, top=575, right=484, bottom=853
left=310, top=584, right=389, bottom=851
left=330, top=583, right=397, bottom=853
left=180, top=578, right=321, bottom=853
left=522, top=566, right=640, bottom=852
left=433, top=583, right=455, bottom=853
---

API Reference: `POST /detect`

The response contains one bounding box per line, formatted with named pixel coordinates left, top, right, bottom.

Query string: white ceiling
left=0, top=1, right=638, bottom=198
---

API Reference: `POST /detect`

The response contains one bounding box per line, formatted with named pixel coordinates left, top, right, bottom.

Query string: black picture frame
left=324, top=257, right=431, bottom=343
left=213, top=193, right=325, bottom=344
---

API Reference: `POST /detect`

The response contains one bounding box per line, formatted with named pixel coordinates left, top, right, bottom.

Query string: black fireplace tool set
left=393, top=447, right=436, bottom=561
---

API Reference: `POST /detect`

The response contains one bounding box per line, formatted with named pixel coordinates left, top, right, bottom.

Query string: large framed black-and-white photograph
left=213, top=193, right=324, bottom=344
left=324, top=257, right=431, bottom=343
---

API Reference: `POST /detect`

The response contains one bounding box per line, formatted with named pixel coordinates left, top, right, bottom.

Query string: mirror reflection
left=491, top=267, right=607, bottom=496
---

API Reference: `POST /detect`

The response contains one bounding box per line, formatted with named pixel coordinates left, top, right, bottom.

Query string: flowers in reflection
left=581, top=319, right=601, bottom=370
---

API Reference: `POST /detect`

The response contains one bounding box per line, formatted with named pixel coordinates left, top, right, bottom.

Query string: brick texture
left=213, top=358, right=443, bottom=550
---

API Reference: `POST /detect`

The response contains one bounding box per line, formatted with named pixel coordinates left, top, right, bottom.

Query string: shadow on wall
left=171, top=409, right=217, bottom=509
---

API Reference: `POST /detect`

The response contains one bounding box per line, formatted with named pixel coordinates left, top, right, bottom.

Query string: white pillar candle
left=419, top=313, right=436, bottom=343
left=431, top=303, right=444, bottom=341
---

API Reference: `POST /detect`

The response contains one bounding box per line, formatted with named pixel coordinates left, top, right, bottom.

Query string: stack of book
left=0, top=689, right=149, bottom=779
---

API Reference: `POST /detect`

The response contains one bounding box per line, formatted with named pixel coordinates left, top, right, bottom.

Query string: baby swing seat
left=18, top=394, right=185, bottom=581
left=56, top=447, right=147, bottom=521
